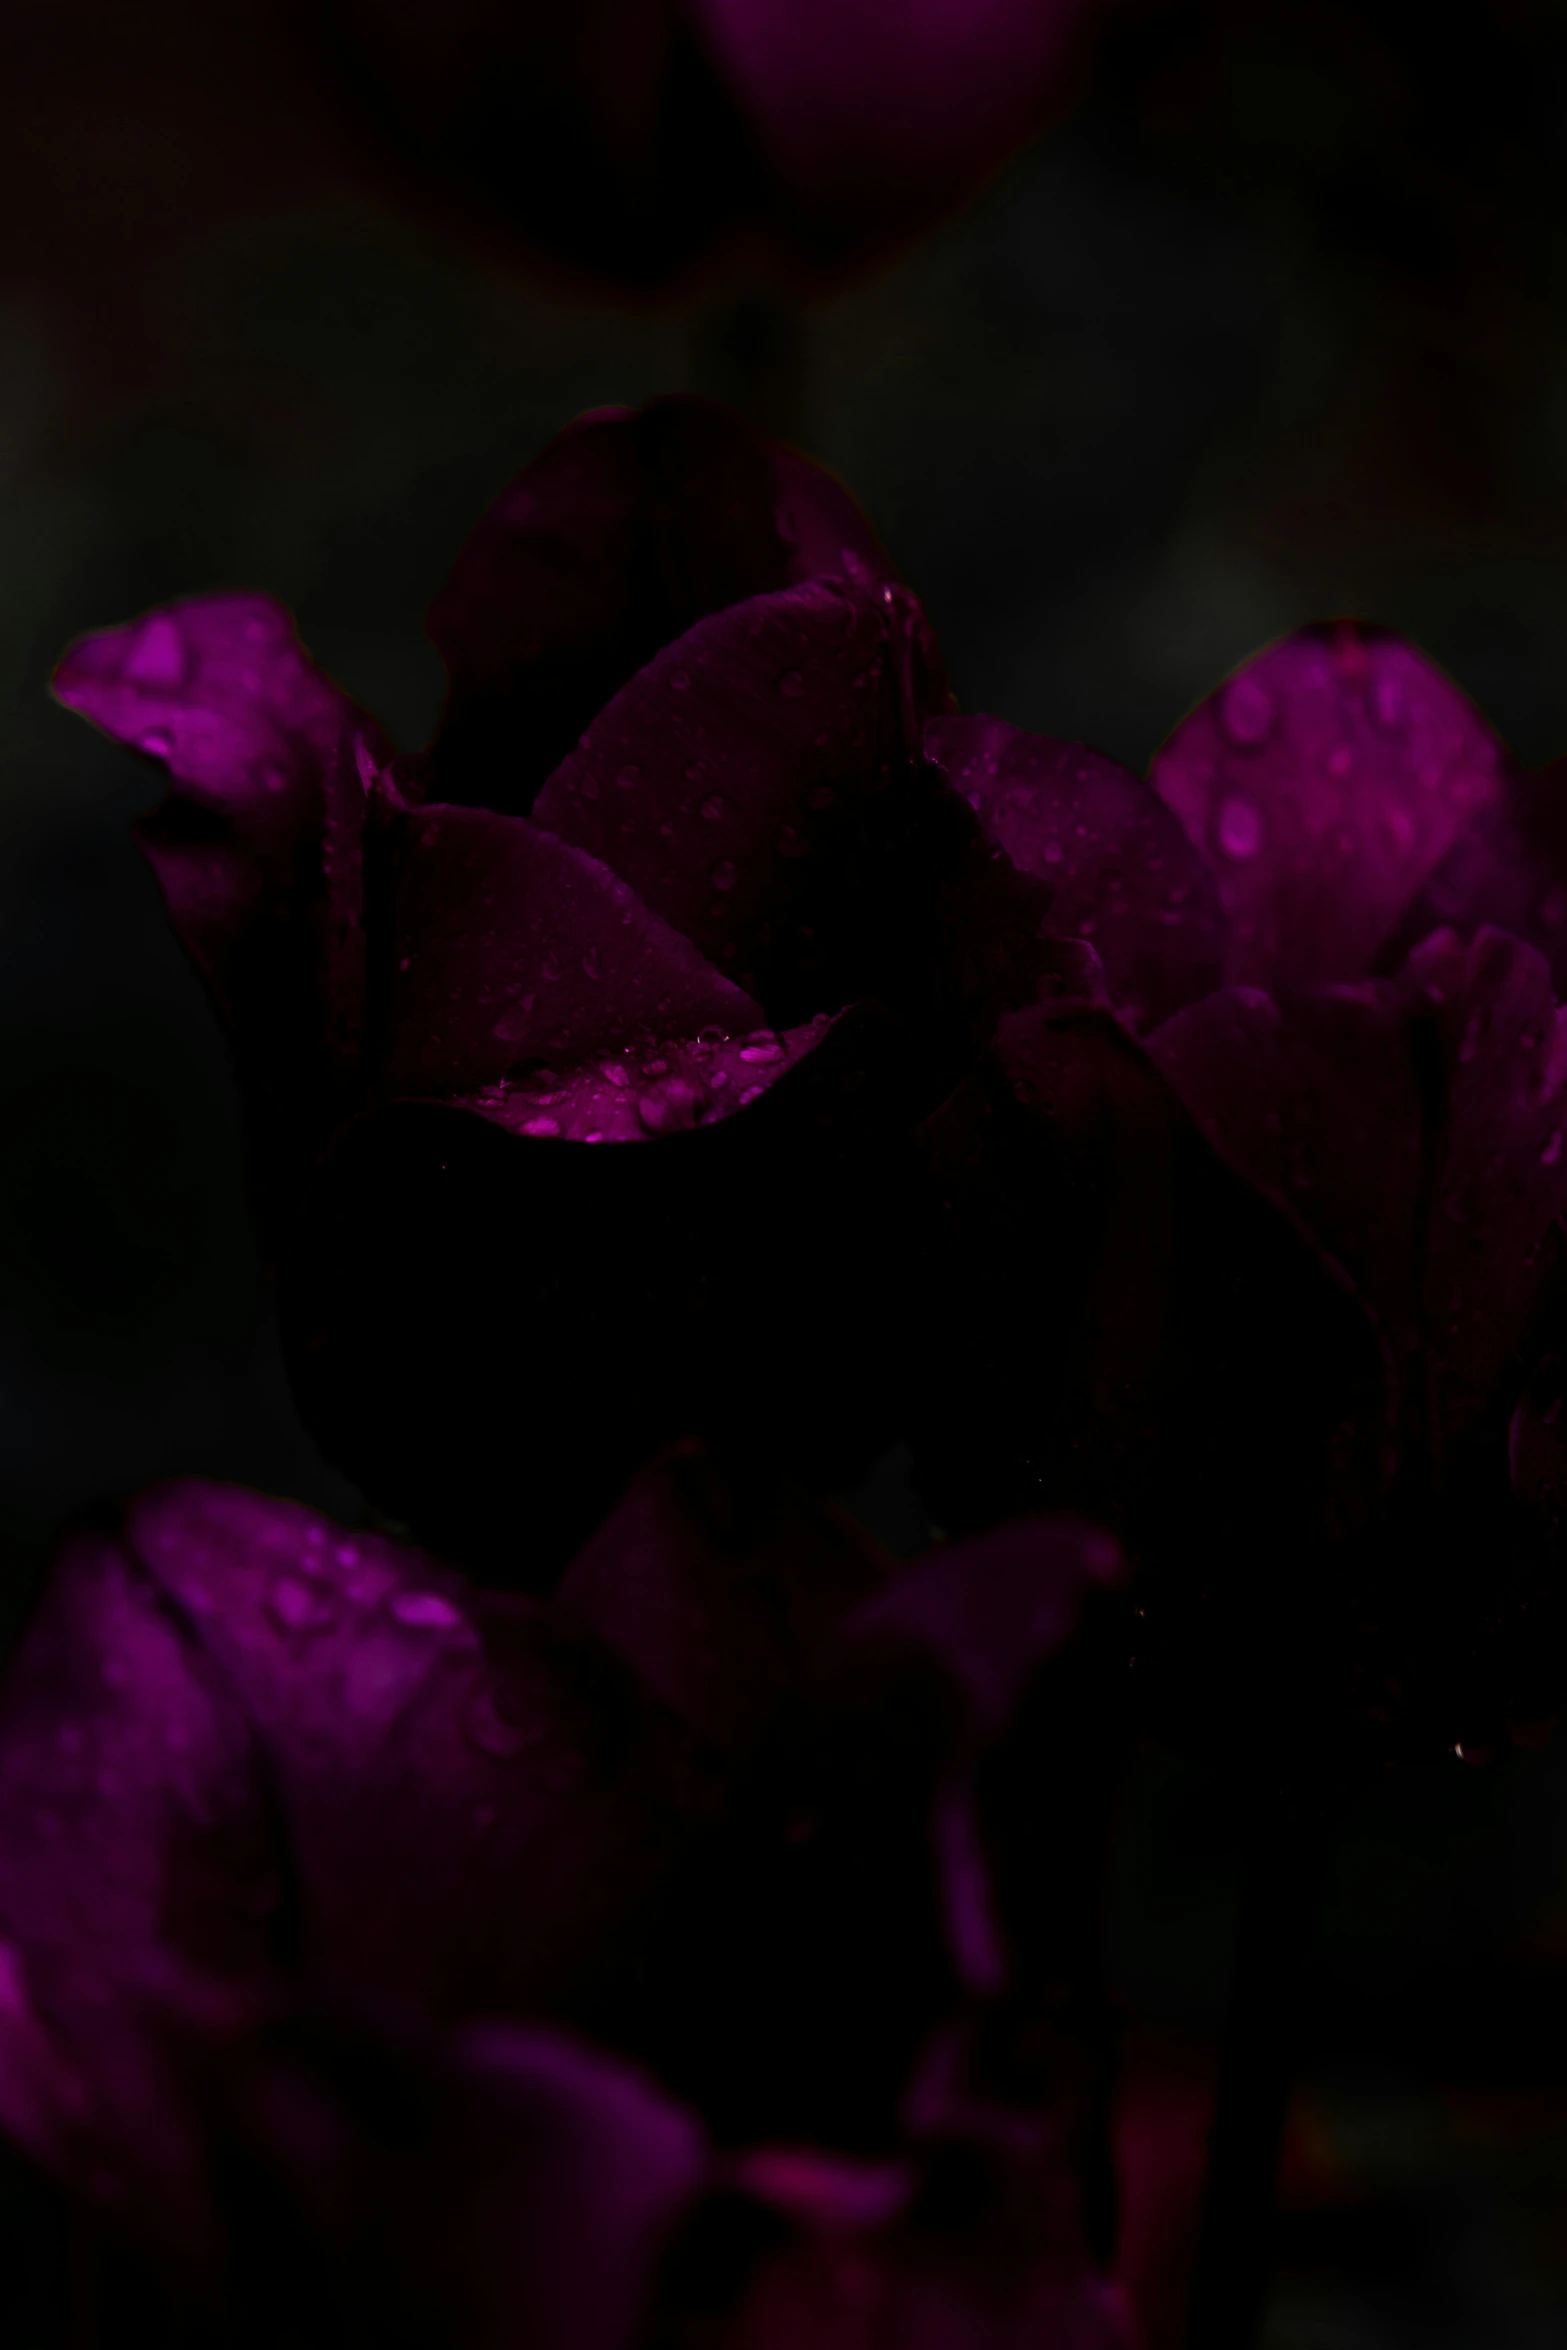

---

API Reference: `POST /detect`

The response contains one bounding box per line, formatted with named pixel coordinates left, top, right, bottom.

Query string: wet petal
left=52, top=593, right=389, bottom=1217
left=422, top=398, right=893, bottom=812
left=119, top=1482, right=696, bottom=2017
left=280, top=1001, right=925, bottom=1576
left=533, top=575, right=947, bottom=1024
left=1151, top=624, right=1506, bottom=991
left=381, top=804, right=761, bottom=1098
left=925, top=714, right=1225, bottom=1034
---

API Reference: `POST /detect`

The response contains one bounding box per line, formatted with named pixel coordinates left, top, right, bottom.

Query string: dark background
left=2, top=2, right=1567, bottom=2341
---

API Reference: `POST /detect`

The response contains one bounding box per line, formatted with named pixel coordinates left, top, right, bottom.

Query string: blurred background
left=2, top=1, right=1567, bottom=2341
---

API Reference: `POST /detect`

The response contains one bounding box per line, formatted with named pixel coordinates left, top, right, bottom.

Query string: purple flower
left=910, top=625, right=1567, bottom=1755
left=308, top=0, right=1102, bottom=287
left=0, top=1470, right=1130, bottom=2343
left=53, top=398, right=1219, bottom=1576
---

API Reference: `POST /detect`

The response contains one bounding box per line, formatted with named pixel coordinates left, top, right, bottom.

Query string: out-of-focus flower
left=52, top=396, right=1218, bottom=1574
left=908, top=627, right=1567, bottom=1757
left=308, top=0, right=1105, bottom=289
left=0, top=1466, right=1130, bottom=2344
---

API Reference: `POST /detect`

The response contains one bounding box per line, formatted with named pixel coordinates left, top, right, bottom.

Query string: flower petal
left=280, top=1001, right=925, bottom=1575
left=380, top=804, right=762, bottom=1098
left=1151, top=624, right=1506, bottom=991
left=925, top=714, right=1225, bottom=1034
left=532, top=575, right=947, bottom=1024
left=51, top=593, right=389, bottom=1218
left=1381, top=755, right=1567, bottom=990
left=422, top=398, right=894, bottom=813
left=560, top=1440, right=888, bottom=1756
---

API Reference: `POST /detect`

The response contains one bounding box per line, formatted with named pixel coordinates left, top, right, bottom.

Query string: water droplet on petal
left=616, top=764, right=641, bottom=789
left=778, top=670, right=806, bottom=698
left=1217, top=798, right=1263, bottom=861
left=136, top=728, right=174, bottom=759
left=124, top=613, right=187, bottom=688
left=1041, top=839, right=1063, bottom=865
left=464, top=1686, right=531, bottom=1760
left=1220, top=672, right=1273, bottom=746
left=739, top=1033, right=785, bottom=1065
left=699, top=794, right=725, bottom=821
left=267, top=1577, right=340, bottom=1636
left=712, top=859, right=738, bottom=891
left=580, top=772, right=600, bottom=799
left=669, top=670, right=691, bottom=693
left=1542, top=1130, right=1563, bottom=1166
left=390, top=1590, right=463, bottom=1631
left=521, top=1116, right=563, bottom=1138
left=581, top=947, right=601, bottom=979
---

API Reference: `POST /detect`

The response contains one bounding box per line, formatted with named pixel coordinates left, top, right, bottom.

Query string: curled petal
left=422, top=397, right=894, bottom=812
left=1151, top=623, right=1506, bottom=991
left=52, top=593, right=389, bottom=1219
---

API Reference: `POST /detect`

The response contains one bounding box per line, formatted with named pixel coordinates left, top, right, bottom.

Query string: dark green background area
left=3, top=4, right=1567, bottom=2342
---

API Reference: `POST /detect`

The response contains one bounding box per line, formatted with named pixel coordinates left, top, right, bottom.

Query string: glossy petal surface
left=1151, top=624, right=1506, bottom=991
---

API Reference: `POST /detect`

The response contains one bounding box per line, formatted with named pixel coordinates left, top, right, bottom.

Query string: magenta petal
left=381, top=803, right=762, bottom=1098
left=925, top=714, right=1225, bottom=1033
left=451, top=1013, right=829, bottom=1143
left=52, top=593, right=389, bottom=1216
left=280, top=1001, right=924, bottom=1575
left=1151, top=624, right=1507, bottom=991
left=119, top=1482, right=696, bottom=2018
left=423, top=398, right=894, bottom=812
left=690, top=0, right=1093, bottom=260
left=533, top=575, right=947, bottom=1021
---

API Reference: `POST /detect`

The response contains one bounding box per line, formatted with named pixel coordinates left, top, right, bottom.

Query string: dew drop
left=739, top=1033, right=785, bottom=1065
left=615, top=764, right=641, bottom=789
left=580, top=773, right=600, bottom=799
left=581, top=947, right=601, bottom=979
left=1217, top=797, right=1263, bottom=861
left=712, top=859, right=738, bottom=891
left=669, top=670, right=691, bottom=693
left=1543, top=1130, right=1563, bottom=1166
left=267, top=1577, right=340, bottom=1636
left=1220, top=672, right=1272, bottom=746
left=699, top=794, right=725, bottom=822
left=521, top=1116, right=563, bottom=1139
left=136, top=728, right=174, bottom=759
left=1041, top=839, right=1063, bottom=866
left=778, top=670, right=806, bottom=698
left=464, top=1687, right=531, bottom=1760
left=390, top=1590, right=463, bottom=1631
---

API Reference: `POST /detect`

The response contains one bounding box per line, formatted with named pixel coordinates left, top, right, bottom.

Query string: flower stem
left=1185, top=1792, right=1333, bottom=2350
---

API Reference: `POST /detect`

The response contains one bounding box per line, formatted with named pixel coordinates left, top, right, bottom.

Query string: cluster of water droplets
left=464, top=1018, right=826, bottom=1144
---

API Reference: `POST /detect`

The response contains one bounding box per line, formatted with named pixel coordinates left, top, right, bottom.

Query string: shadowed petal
left=1382, top=755, right=1567, bottom=992
left=380, top=803, right=762, bottom=1098
left=533, top=575, right=947, bottom=1023
left=1151, top=623, right=1506, bottom=991
left=422, top=398, right=894, bottom=812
